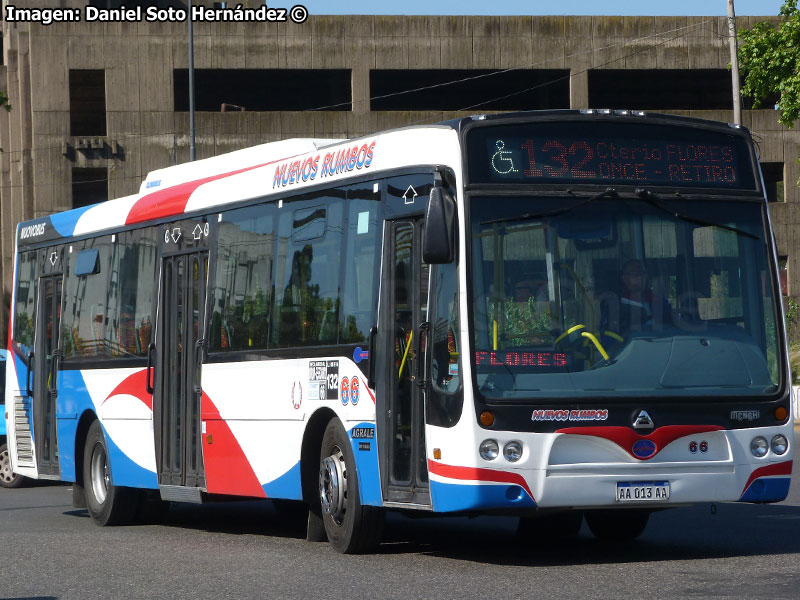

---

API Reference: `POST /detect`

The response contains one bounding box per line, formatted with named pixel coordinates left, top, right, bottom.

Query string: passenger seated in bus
left=602, top=260, right=672, bottom=338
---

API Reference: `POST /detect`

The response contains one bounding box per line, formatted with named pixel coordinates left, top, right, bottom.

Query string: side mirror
left=423, top=187, right=456, bottom=264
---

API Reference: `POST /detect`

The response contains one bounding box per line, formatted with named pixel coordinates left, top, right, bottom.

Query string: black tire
left=318, top=419, right=384, bottom=553
left=518, top=510, right=583, bottom=539
left=83, top=420, right=138, bottom=526
left=0, top=442, right=25, bottom=489
left=585, top=509, right=650, bottom=541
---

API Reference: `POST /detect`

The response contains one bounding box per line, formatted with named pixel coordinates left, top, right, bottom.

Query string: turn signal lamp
left=433, top=448, right=442, bottom=460
left=774, top=406, right=788, bottom=422
left=480, top=411, right=495, bottom=427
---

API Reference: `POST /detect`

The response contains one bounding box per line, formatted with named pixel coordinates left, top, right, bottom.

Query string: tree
left=738, top=0, right=800, bottom=127
left=0, top=91, right=9, bottom=113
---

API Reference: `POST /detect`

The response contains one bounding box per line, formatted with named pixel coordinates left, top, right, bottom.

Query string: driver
left=616, top=259, right=672, bottom=333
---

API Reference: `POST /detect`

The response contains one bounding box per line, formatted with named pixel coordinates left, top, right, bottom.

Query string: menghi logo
left=19, top=222, right=46, bottom=239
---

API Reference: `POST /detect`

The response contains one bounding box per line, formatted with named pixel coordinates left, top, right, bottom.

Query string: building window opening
left=173, top=69, right=352, bottom=111
left=369, top=69, right=570, bottom=111
left=69, top=70, right=107, bottom=136
left=72, top=167, right=108, bottom=209
left=779, top=255, right=789, bottom=296
left=588, top=69, right=733, bottom=110
left=761, top=162, right=784, bottom=203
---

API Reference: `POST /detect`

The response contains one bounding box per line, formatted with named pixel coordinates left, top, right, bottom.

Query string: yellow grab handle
left=554, top=324, right=586, bottom=345
left=398, top=330, right=413, bottom=379
left=581, top=331, right=609, bottom=361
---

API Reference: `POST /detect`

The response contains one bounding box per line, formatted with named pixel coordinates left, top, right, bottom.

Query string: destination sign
left=466, top=121, right=757, bottom=190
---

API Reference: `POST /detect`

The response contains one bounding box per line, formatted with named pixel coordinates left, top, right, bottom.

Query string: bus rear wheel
left=83, top=420, right=138, bottom=526
left=0, top=442, right=24, bottom=488
left=585, top=509, right=650, bottom=541
left=318, top=419, right=384, bottom=553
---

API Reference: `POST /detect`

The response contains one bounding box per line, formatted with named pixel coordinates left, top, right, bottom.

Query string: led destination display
left=467, top=121, right=757, bottom=190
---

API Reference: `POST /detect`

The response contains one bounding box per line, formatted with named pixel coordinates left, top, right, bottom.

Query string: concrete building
left=0, top=4, right=794, bottom=340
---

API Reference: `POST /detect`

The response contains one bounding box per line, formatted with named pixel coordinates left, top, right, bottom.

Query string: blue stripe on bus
left=262, top=462, right=303, bottom=500
left=738, top=477, right=791, bottom=503
left=102, top=423, right=158, bottom=490
left=431, top=480, right=536, bottom=512
left=49, top=205, right=95, bottom=237
left=349, top=423, right=382, bottom=507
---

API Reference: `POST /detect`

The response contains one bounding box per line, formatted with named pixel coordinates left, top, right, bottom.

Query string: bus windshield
left=469, top=194, right=782, bottom=400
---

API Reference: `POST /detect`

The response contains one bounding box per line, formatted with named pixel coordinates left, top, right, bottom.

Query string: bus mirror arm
left=367, top=326, right=377, bottom=389
left=26, top=351, right=34, bottom=397
left=145, top=343, right=156, bottom=395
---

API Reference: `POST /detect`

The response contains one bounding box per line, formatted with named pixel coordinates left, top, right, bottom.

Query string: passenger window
left=104, top=229, right=158, bottom=358
left=13, top=251, right=38, bottom=355
left=274, top=191, right=344, bottom=347
left=62, top=237, right=112, bottom=359
left=211, top=204, right=275, bottom=352
left=340, top=182, right=382, bottom=343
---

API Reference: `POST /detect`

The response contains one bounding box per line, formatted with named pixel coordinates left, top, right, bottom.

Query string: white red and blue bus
left=4, top=110, right=792, bottom=551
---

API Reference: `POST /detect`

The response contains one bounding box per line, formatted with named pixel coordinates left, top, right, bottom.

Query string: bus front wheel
left=83, top=420, right=138, bottom=526
left=0, top=442, right=24, bottom=488
left=585, top=508, right=650, bottom=541
left=318, top=419, right=384, bottom=553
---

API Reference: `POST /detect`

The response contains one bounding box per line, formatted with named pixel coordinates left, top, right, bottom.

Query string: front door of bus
left=381, top=218, right=430, bottom=505
left=32, top=249, right=64, bottom=477
left=155, top=243, right=208, bottom=494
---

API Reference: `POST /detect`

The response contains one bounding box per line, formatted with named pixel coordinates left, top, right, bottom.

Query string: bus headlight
left=479, top=439, right=499, bottom=460
left=771, top=434, right=789, bottom=456
left=503, top=441, right=523, bottom=462
left=751, top=436, right=768, bottom=458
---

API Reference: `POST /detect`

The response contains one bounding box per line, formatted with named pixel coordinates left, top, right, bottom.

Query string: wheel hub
left=90, top=442, right=109, bottom=505
left=319, top=446, right=347, bottom=525
left=0, top=449, right=14, bottom=483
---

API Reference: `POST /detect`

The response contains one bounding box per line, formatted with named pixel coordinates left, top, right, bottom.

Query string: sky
left=300, top=0, right=784, bottom=17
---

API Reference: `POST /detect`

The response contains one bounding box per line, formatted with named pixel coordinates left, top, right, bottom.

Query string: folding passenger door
left=376, top=173, right=435, bottom=508
left=32, top=245, right=65, bottom=478
left=153, top=218, right=211, bottom=501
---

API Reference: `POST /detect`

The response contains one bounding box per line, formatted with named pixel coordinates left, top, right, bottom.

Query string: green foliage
left=739, top=1, right=800, bottom=127
left=787, top=297, right=799, bottom=335
left=489, top=297, right=552, bottom=348
left=0, top=91, right=9, bottom=112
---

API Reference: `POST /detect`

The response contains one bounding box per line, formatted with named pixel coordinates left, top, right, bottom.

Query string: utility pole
left=188, top=0, right=196, bottom=161
left=727, top=0, right=742, bottom=125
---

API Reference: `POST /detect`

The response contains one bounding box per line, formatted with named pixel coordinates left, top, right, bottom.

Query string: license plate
left=616, top=481, right=670, bottom=502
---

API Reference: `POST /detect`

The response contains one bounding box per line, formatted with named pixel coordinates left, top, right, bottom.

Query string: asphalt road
left=2, top=434, right=800, bottom=600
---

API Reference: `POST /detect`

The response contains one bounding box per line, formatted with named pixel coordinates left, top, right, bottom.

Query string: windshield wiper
left=634, top=188, right=759, bottom=240
left=481, top=188, right=619, bottom=226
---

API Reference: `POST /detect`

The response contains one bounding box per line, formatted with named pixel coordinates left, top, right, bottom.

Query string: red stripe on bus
left=125, top=164, right=267, bottom=225
left=201, top=391, right=266, bottom=498
left=740, top=460, right=793, bottom=496
left=102, top=369, right=152, bottom=411
left=427, top=459, right=534, bottom=501
left=555, top=425, right=724, bottom=460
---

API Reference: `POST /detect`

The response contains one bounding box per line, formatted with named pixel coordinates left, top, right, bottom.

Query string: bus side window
left=428, top=262, right=463, bottom=428
left=340, top=181, right=382, bottom=344
left=211, top=203, right=275, bottom=352
left=12, top=251, right=38, bottom=357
